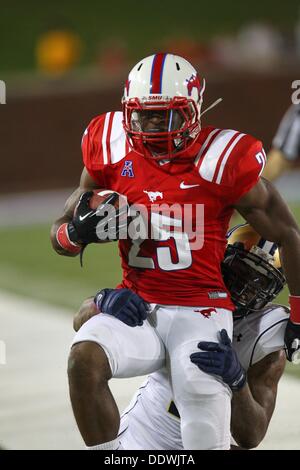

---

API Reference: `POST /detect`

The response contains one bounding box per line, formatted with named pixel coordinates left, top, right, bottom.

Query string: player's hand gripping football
left=68, top=190, right=127, bottom=246
left=284, top=296, right=300, bottom=363
left=94, top=288, right=150, bottom=327
left=190, top=329, right=247, bottom=391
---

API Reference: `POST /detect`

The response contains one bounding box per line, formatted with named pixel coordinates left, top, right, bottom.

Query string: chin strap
left=79, top=244, right=87, bottom=267
left=200, top=98, right=223, bottom=118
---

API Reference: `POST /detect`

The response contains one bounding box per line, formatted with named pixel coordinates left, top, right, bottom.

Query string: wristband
left=56, top=223, right=81, bottom=254
left=230, top=369, right=247, bottom=392
left=94, top=289, right=109, bottom=312
left=289, top=295, right=300, bottom=324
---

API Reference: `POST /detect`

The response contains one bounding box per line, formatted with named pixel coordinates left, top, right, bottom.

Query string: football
left=89, top=189, right=128, bottom=213
left=89, top=189, right=128, bottom=241
left=89, top=189, right=120, bottom=210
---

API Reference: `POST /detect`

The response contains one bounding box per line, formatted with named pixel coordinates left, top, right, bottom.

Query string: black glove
left=190, top=329, right=247, bottom=391
left=94, top=288, right=149, bottom=327
left=284, top=320, right=300, bottom=363
left=69, top=191, right=125, bottom=245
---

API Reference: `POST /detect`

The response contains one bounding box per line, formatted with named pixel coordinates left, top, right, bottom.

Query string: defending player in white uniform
left=118, top=224, right=288, bottom=449
left=73, top=224, right=288, bottom=450
left=118, top=303, right=288, bottom=450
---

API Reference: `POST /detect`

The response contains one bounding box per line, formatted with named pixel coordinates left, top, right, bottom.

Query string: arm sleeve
left=272, top=105, right=300, bottom=161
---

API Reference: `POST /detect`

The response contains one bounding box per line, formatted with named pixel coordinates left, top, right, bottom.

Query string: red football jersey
left=81, top=111, right=266, bottom=308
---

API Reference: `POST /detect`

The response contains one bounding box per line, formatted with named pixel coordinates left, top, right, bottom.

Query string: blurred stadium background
left=0, top=0, right=300, bottom=450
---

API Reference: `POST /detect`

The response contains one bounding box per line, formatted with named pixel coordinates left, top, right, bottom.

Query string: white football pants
left=72, top=304, right=233, bottom=449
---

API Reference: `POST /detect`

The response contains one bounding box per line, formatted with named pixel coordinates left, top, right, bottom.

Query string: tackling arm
left=73, top=296, right=97, bottom=332
left=231, top=350, right=286, bottom=449
left=50, top=168, right=99, bottom=256
left=235, top=177, right=300, bottom=296
left=235, top=178, right=300, bottom=360
left=73, top=288, right=149, bottom=331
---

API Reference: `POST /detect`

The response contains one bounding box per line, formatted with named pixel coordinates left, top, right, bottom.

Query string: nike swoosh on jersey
left=180, top=182, right=200, bottom=189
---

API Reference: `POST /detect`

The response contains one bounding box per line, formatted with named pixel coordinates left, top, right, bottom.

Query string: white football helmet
left=122, top=53, right=205, bottom=160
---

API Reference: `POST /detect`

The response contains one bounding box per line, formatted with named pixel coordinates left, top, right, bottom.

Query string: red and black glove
left=70, top=191, right=105, bottom=245
left=284, top=295, right=300, bottom=363
left=56, top=190, right=128, bottom=260
left=56, top=191, right=99, bottom=255
left=70, top=190, right=125, bottom=245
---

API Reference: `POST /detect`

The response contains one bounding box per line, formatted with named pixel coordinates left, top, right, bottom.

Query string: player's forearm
left=237, top=179, right=300, bottom=295
left=279, top=226, right=300, bottom=295
left=50, top=187, right=84, bottom=256
left=51, top=168, right=101, bottom=256
left=50, top=216, right=80, bottom=256
left=231, top=384, right=269, bottom=449
left=73, top=296, right=98, bottom=331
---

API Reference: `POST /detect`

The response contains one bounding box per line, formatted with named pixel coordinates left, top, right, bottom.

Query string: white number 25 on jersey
left=128, top=213, right=192, bottom=271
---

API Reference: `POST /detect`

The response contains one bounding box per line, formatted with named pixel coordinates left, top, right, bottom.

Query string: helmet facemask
left=222, top=243, right=286, bottom=317
left=123, top=96, right=201, bottom=161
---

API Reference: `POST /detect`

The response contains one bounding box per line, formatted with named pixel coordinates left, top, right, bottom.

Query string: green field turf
left=0, top=224, right=122, bottom=310
left=1, top=202, right=300, bottom=377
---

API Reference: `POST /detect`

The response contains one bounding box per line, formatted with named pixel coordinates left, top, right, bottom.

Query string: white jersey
left=118, top=304, right=289, bottom=450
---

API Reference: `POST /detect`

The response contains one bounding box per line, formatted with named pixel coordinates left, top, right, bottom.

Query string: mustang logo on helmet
left=186, top=74, right=201, bottom=100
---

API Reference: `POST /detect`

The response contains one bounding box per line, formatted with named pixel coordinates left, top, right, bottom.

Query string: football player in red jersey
left=51, top=53, right=300, bottom=450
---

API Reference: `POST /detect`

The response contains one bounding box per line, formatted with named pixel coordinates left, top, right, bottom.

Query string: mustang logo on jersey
left=143, top=190, right=163, bottom=203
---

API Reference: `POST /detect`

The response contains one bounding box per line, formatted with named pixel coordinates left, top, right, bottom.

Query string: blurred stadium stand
left=0, top=69, right=297, bottom=193
left=1, top=0, right=300, bottom=193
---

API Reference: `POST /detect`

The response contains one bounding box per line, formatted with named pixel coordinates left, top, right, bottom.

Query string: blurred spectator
left=211, top=23, right=283, bottom=70
left=210, top=35, right=241, bottom=68
left=36, top=29, right=83, bottom=76
left=236, top=22, right=283, bottom=69
left=263, top=104, right=300, bottom=181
